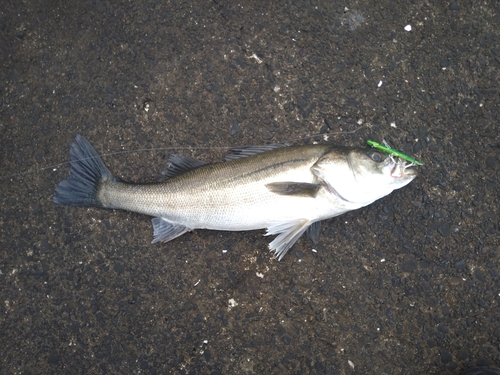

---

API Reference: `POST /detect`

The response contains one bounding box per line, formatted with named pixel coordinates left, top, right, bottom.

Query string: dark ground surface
left=1, top=1, right=499, bottom=374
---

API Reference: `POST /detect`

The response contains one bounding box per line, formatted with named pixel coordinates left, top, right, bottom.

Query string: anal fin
left=265, top=219, right=312, bottom=261
left=152, top=217, right=191, bottom=243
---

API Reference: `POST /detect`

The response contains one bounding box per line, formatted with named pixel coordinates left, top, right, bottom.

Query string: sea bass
left=53, top=135, right=417, bottom=260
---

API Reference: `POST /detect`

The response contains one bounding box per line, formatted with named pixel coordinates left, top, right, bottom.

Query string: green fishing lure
left=367, top=140, right=423, bottom=166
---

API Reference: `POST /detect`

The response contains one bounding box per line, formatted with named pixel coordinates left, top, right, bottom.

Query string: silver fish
left=53, top=135, right=417, bottom=260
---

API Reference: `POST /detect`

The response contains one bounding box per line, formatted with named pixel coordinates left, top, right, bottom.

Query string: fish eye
left=367, top=151, right=385, bottom=162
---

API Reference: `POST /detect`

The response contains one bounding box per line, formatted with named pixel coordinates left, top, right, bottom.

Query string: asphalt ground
left=1, top=1, right=499, bottom=374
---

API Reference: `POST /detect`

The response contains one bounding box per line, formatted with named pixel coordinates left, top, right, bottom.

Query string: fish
left=53, top=135, right=418, bottom=260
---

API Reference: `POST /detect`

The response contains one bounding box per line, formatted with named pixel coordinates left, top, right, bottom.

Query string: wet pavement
left=1, top=1, right=499, bottom=374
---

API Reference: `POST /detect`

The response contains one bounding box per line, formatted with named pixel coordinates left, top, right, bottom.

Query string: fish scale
left=100, top=145, right=331, bottom=229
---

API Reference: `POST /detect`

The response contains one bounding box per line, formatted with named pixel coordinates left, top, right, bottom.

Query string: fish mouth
left=389, top=156, right=418, bottom=179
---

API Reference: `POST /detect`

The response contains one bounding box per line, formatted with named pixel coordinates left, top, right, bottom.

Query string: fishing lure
left=367, top=140, right=423, bottom=166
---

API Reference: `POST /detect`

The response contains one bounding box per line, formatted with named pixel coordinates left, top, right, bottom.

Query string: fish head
left=312, top=148, right=418, bottom=206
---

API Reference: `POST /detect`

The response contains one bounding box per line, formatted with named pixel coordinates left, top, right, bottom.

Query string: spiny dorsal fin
left=224, top=144, right=286, bottom=161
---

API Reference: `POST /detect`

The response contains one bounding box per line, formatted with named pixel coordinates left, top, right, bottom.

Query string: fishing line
left=0, top=127, right=363, bottom=179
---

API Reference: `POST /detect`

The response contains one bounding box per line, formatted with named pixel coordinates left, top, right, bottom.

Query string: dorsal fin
left=224, top=144, right=286, bottom=161
left=162, top=154, right=207, bottom=178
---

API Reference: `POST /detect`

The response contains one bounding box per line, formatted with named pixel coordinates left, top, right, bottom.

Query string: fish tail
left=53, top=135, right=114, bottom=207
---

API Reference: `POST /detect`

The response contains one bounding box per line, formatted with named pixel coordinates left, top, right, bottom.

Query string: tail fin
left=53, top=134, right=114, bottom=207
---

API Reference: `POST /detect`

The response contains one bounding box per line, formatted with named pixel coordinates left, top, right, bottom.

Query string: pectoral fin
left=265, top=219, right=312, bottom=260
left=152, top=217, right=191, bottom=243
left=266, top=182, right=320, bottom=197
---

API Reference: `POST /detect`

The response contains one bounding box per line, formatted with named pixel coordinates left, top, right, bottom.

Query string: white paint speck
left=378, top=80, right=383, bottom=87
left=228, top=298, right=238, bottom=310
left=404, top=25, right=412, bottom=31
left=390, top=122, right=397, bottom=128
left=251, top=53, right=262, bottom=64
